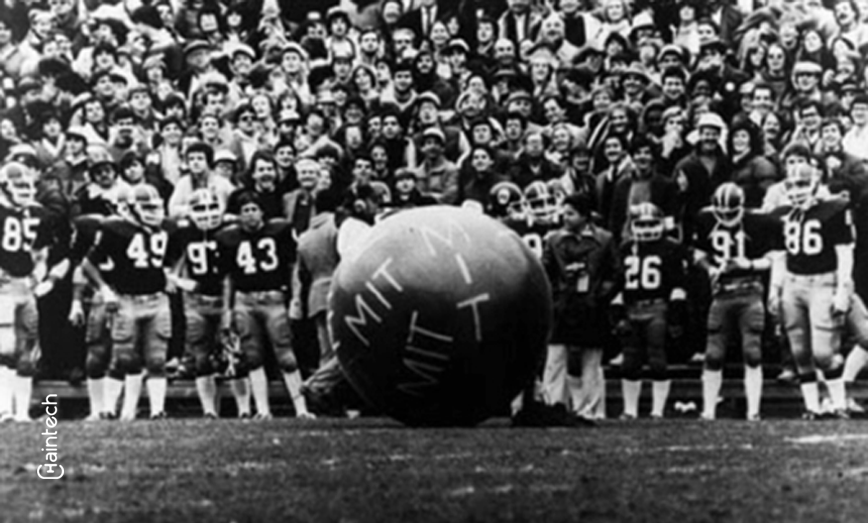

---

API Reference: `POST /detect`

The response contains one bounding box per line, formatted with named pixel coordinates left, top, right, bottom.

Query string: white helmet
left=712, top=182, right=745, bottom=227
left=629, top=202, right=665, bottom=242
left=785, top=163, right=821, bottom=210
left=188, top=188, right=223, bottom=230
left=127, top=184, right=165, bottom=228
left=0, top=162, right=37, bottom=207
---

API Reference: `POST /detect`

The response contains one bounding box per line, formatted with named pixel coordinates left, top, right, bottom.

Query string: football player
left=769, top=164, right=853, bottom=418
left=506, top=180, right=563, bottom=259
left=612, top=203, right=688, bottom=419
left=216, top=191, right=313, bottom=420
left=68, top=150, right=131, bottom=420
left=166, top=189, right=251, bottom=419
left=694, top=183, right=782, bottom=420
left=81, top=184, right=173, bottom=421
left=0, top=163, right=58, bottom=422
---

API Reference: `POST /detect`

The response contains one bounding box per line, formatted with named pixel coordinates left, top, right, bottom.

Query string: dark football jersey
left=618, top=238, right=687, bottom=304
left=166, top=224, right=223, bottom=297
left=72, top=214, right=119, bottom=287
left=772, top=199, right=853, bottom=275
left=505, top=217, right=560, bottom=259
left=87, top=217, right=168, bottom=295
left=216, top=220, right=295, bottom=293
left=0, top=203, right=52, bottom=278
left=694, top=209, right=782, bottom=285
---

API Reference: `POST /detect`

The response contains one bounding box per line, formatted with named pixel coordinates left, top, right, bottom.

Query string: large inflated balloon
left=329, top=206, right=552, bottom=426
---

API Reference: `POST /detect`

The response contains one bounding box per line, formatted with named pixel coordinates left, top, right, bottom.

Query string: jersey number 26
left=625, top=255, right=661, bottom=290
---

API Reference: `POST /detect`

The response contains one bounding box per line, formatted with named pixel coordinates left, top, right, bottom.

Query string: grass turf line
left=1, top=418, right=867, bottom=523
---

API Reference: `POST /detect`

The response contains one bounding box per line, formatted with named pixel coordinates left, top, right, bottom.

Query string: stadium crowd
left=1, top=0, right=868, bottom=425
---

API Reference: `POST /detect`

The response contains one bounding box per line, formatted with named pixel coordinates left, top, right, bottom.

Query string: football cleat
left=629, top=202, right=665, bottom=242
left=846, top=397, right=866, bottom=415
left=149, top=411, right=168, bottom=420
left=712, top=182, right=745, bottom=227
left=618, top=412, right=637, bottom=421
left=188, top=188, right=224, bottom=230
left=253, top=412, right=273, bottom=421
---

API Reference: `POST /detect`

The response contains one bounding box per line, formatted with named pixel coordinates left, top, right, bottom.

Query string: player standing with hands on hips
left=216, top=191, right=313, bottom=420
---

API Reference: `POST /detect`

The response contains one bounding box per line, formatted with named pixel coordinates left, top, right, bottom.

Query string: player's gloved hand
left=707, top=265, right=722, bottom=290
left=667, top=299, right=687, bottom=339
left=767, top=287, right=782, bottom=320
left=68, top=299, right=84, bottom=327
left=101, top=287, right=119, bottom=314
left=613, top=319, right=631, bottom=338
left=288, top=298, right=303, bottom=321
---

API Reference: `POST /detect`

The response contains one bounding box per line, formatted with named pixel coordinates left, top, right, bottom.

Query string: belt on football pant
left=185, top=292, right=223, bottom=307
left=785, top=271, right=837, bottom=284
left=628, top=298, right=667, bottom=308
left=236, top=290, right=286, bottom=302
left=717, top=279, right=763, bottom=294
left=119, top=292, right=164, bottom=304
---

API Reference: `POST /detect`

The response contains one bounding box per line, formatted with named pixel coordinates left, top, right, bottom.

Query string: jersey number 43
left=237, top=238, right=279, bottom=275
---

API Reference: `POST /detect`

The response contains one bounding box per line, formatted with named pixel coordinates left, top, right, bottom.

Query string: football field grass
left=2, top=417, right=867, bottom=523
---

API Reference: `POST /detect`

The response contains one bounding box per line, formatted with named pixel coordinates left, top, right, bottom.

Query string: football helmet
left=127, top=184, right=165, bottom=228
left=188, top=189, right=223, bottom=231
left=0, top=162, right=37, bottom=207
left=487, top=181, right=524, bottom=219
left=524, top=180, right=561, bottom=223
left=712, top=182, right=745, bottom=227
left=369, top=180, right=393, bottom=206
left=785, top=163, right=821, bottom=210
left=546, top=179, right=569, bottom=207
left=629, top=202, right=664, bottom=242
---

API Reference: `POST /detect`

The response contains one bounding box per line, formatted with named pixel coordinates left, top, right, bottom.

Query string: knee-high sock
left=826, top=378, right=847, bottom=411
left=146, top=376, right=167, bottom=415
left=0, top=366, right=14, bottom=416
left=651, top=380, right=671, bottom=418
left=120, top=373, right=144, bottom=420
left=195, top=375, right=218, bottom=416
left=87, top=378, right=105, bottom=416
left=12, top=375, right=32, bottom=420
left=542, top=344, right=568, bottom=406
left=103, top=377, right=124, bottom=416
left=230, top=378, right=251, bottom=416
left=282, top=370, right=309, bottom=416
left=622, top=380, right=641, bottom=417
left=801, top=382, right=820, bottom=413
left=249, top=367, right=271, bottom=415
left=702, top=369, right=723, bottom=418
left=844, top=346, right=868, bottom=383
left=744, top=366, right=763, bottom=418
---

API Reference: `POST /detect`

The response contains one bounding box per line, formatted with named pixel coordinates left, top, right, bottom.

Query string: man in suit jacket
left=497, top=0, right=542, bottom=48
left=399, top=0, right=440, bottom=45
